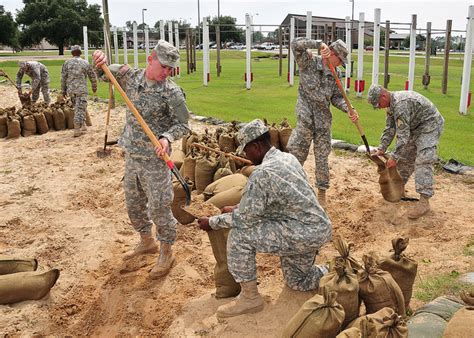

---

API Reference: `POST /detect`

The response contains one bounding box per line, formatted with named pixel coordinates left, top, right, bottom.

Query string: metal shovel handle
left=99, top=63, right=191, bottom=205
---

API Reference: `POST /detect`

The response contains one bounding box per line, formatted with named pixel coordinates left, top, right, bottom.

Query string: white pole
left=345, top=16, right=351, bottom=92
left=175, top=22, right=180, bottom=78
left=160, top=20, right=165, bottom=40
left=113, top=26, right=119, bottom=63
left=83, top=26, right=89, bottom=63
left=123, top=27, right=128, bottom=64
left=372, top=8, right=381, bottom=86
left=133, top=21, right=138, bottom=68
left=145, top=25, right=150, bottom=58
left=306, top=11, right=312, bottom=39
left=408, top=14, right=417, bottom=91
left=203, top=18, right=209, bottom=86
left=168, top=21, right=174, bottom=45
left=357, top=12, right=365, bottom=97
left=245, top=14, right=252, bottom=90
left=460, top=5, right=474, bottom=114
left=289, top=17, right=295, bottom=87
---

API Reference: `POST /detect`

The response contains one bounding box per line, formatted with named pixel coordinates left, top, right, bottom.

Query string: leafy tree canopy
left=0, top=5, right=20, bottom=50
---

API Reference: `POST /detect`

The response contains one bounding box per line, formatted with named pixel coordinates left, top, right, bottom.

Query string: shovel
left=191, top=142, right=253, bottom=165
left=103, top=83, right=118, bottom=151
left=98, top=63, right=191, bottom=205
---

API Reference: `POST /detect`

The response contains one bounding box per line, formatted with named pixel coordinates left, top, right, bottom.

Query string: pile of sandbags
left=264, top=118, right=293, bottom=152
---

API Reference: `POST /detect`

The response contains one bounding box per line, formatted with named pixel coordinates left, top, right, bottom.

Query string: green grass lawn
left=1, top=49, right=473, bottom=164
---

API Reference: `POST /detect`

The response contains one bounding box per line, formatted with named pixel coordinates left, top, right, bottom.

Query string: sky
left=3, top=0, right=474, bottom=35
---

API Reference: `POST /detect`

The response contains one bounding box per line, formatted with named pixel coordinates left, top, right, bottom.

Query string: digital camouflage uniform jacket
left=61, top=56, right=97, bottom=95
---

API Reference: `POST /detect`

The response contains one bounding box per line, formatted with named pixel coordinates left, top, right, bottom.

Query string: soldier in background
left=198, top=119, right=331, bottom=318
left=61, top=45, right=97, bottom=137
left=287, top=38, right=359, bottom=207
left=16, top=61, right=51, bottom=104
left=92, top=40, right=190, bottom=278
left=368, top=85, right=445, bottom=219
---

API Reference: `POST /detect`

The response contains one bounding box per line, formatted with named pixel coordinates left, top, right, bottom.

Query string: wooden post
left=423, top=22, right=432, bottom=89
left=216, top=25, right=221, bottom=77
left=384, top=20, right=390, bottom=88
left=186, top=28, right=190, bottom=74
left=278, top=26, right=283, bottom=77
left=193, top=31, right=197, bottom=72
left=442, top=19, right=452, bottom=94
left=332, top=22, right=337, bottom=42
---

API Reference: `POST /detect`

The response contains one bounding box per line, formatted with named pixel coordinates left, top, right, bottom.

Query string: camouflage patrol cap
left=154, top=39, right=180, bottom=68
left=71, top=45, right=82, bottom=53
left=18, top=61, right=27, bottom=68
left=367, top=84, right=384, bottom=108
left=236, top=119, right=269, bottom=154
left=329, top=39, right=348, bottom=64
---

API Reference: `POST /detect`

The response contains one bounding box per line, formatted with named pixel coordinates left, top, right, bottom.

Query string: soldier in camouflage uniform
left=287, top=38, right=359, bottom=207
left=368, top=85, right=445, bottom=219
left=92, top=40, right=190, bottom=278
left=198, top=119, right=331, bottom=318
left=16, top=61, right=51, bottom=104
left=61, top=45, right=97, bottom=137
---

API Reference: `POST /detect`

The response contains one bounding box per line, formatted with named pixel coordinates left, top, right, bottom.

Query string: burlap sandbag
left=279, top=119, right=292, bottom=152
left=0, top=256, right=38, bottom=275
left=171, top=149, right=186, bottom=170
left=218, top=133, right=236, bottom=153
left=0, top=114, right=7, bottom=138
left=239, top=165, right=255, bottom=177
left=195, top=156, right=218, bottom=193
left=171, top=180, right=195, bottom=225
left=181, top=134, right=189, bottom=154
left=180, top=154, right=197, bottom=186
left=186, top=134, right=199, bottom=153
left=7, top=117, right=21, bottom=139
left=282, top=287, right=345, bottom=338
left=358, top=254, right=406, bottom=316
left=213, top=167, right=233, bottom=182
left=207, top=186, right=244, bottom=209
left=0, top=269, right=60, bottom=305
left=370, top=155, right=404, bottom=202
left=64, top=107, right=75, bottom=129
left=443, top=291, right=474, bottom=338
left=204, top=174, right=248, bottom=198
left=269, top=123, right=281, bottom=150
left=43, top=108, right=55, bottom=130
left=378, top=238, right=417, bottom=308
left=349, top=307, right=407, bottom=338
left=85, top=111, right=92, bottom=126
left=34, top=112, right=49, bottom=134
left=320, top=257, right=360, bottom=328
left=330, top=235, right=363, bottom=274
left=53, top=108, right=66, bottom=130
left=337, top=316, right=377, bottom=338
left=207, top=229, right=241, bottom=298
left=22, top=114, right=37, bottom=137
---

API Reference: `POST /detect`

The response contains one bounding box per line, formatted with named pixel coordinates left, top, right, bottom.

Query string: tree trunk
left=58, top=42, right=64, bottom=55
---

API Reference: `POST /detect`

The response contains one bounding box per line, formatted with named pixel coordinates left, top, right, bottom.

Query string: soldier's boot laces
left=73, top=123, right=86, bottom=137
left=407, top=195, right=430, bottom=219
left=123, top=232, right=158, bottom=261
left=216, top=280, right=264, bottom=318
left=150, top=242, right=175, bottom=279
left=317, top=189, right=327, bottom=208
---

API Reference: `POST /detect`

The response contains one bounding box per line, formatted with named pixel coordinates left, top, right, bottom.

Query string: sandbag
left=443, top=291, right=474, bottom=338
left=239, top=165, right=255, bottom=177
left=85, top=111, right=92, bottom=126
left=34, top=112, right=49, bottom=134
left=349, top=307, right=407, bottom=338
left=407, top=312, right=447, bottom=338
left=207, top=186, right=244, bottom=209
left=213, top=167, right=233, bottom=182
left=279, top=118, right=292, bottom=152
left=207, top=229, right=241, bottom=298
left=171, top=149, right=186, bottom=170
left=7, top=117, right=21, bottom=139
left=378, top=238, right=417, bottom=308
left=171, top=180, right=195, bottom=225
left=195, top=156, right=217, bottom=193
left=0, top=256, right=38, bottom=275
left=358, top=254, right=406, bottom=316
left=337, top=316, right=377, bottom=338
left=0, top=269, right=60, bottom=305
left=282, top=287, right=345, bottom=338
left=414, top=296, right=464, bottom=322
left=320, top=257, right=360, bottom=328
left=64, top=107, right=75, bottom=129
left=180, top=154, right=197, bottom=186
left=330, top=235, right=362, bottom=274
left=370, top=155, right=404, bottom=203
left=336, top=327, right=361, bottom=338
left=204, top=174, right=248, bottom=197
left=43, top=108, right=55, bottom=130
left=218, top=133, right=236, bottom=153
left=181, top=134, right=189, bottom=154
left=186, top=134, right=199, bottom=154
left=269, top=123, right=281, bottom=150
left=53, top=108, right=66, bottom=130
left=0, top=114, right=7, bottom=138
left=22, top=114, right=37, bottom=137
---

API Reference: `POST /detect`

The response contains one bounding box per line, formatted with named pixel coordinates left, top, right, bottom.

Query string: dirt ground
left=0, top=85, right=473, bottom=336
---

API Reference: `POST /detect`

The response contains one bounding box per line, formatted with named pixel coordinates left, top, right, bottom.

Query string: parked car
left=229, top=43, right=245, bottom=50
left=257, top=42, right=277, bottom=50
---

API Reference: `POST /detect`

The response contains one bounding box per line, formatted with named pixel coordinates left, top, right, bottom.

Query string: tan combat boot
left=123, top=232, right=158, bottom=261
left=150, top=242, right=175, bottom=279
left=317, top=189, right=327, bottom=208
left=216, top=280, right=264, bottom=318
left=407, top=195, right=430, bottom=219
left=73, top=123, right=85, bottom=137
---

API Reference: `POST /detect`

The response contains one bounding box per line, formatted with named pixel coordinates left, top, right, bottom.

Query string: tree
left=209, top=16, right=244, bottom=44
left=16, top=0, right=103, bottom=55
left=0, top=6, right=20, bottom=50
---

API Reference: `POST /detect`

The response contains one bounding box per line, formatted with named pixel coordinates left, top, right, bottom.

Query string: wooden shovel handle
left=191, top=142, right=253, bottom=165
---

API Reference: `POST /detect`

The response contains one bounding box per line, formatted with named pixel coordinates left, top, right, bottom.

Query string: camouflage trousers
left=287, top=102, right=332, bottom=190
left=397, top=128, right=443, bottom=198
left=123, top=154, right=177, bottom=244
left=32, top=76, right=51, bottom=105
left=70, top=93, right=88, bottom=125
left=227, top=223, right=324, bottom=292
